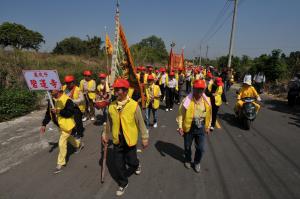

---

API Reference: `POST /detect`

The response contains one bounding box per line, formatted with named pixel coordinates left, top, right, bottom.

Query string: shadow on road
left=159, top=104, right=166, bottom=111
left=48, top=142, right=58, bottom=153
left=263, top=99, right=300, bottom=128
left=98, top=141, right=119, bottom=183
left=218, top=112, right=243, bottom=129
left=155, top=141, right=185, bottom=163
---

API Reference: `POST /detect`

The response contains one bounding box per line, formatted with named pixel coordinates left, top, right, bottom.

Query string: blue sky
left=1, top=0, right=299, bottom=59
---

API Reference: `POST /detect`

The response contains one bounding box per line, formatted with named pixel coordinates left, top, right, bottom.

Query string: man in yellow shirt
left=145, top=75, right=161, bottom=129
left=177, top=79, right=211, bottom=173
left=235, top=75, right=261, bottom=114
left=50, top=90, right=84, bottom=174
left=144, top=66, right=156, bottom=84
left=62, top=75, right=85, bottom=138
left=96, top=73, right=110, bottom=123
left=102, top=78, right=149, bottom=196
left=209, top=77, right=223, bottom=131
left=80, top=70, right=96, bottom=121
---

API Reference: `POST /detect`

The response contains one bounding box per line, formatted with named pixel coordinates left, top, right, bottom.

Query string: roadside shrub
left=0, top=88, right=38, bottom=122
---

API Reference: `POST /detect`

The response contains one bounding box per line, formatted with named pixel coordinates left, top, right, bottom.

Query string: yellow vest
left=109, top=99, right=139, bottom=147
left=80, top=79, right=96, bottom=100
left=145, top=84, right=161, bottom=109
left=175, top=73, right=179, bottom=90
left=62, top=85, right=85, bottom=113
left=207, top=80, right=214, bottom=92
left=97, top=82, right=110, bottom=93
left=55, top=94, right=75, bottom=132
left=144, top=73, right=156, bottom=84
left=214, top=86, right=223, bottom=106
left=182, top=97, right=211, bottom=133
left=159, top=73, right=169, bottom=85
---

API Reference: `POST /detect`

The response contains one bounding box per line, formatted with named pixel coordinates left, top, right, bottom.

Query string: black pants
left=174, top=86, right=181, bottom=104
left=160, top=85, right=166, bottom=101
left=113, top=134, right=139, bottom=187
left=84, top=95, right=95, bottom=118
left=166, top=87, right=175, bottom=109
left=184, top=123, right=206, bottom=164
left=73, top=107, right=84, bottom=138
left=186, top=80, right=191, bottom=93
left=211, top=104, right=220, bottom=128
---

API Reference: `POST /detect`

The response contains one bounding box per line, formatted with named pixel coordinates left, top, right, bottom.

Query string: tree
left=53, top=37, right=87, bottom=55
left=53, top=36, right=103, bottom=57
left=0, top=22, right=45, bottom=51
left=286, top=51, right=300, bottom=76
left=130, top=35, right=168, bottom=65
left=252, top=49, right=287, bottom=82
left=85, top=35, right=103, bottom=57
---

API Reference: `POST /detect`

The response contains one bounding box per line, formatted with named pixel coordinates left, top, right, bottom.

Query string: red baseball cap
left=113, top=78, right=130, bottom=89
left=215, top=77, right=223, bottom=86
left=64, top=75, right=75, bottom=83
left=169, top=72, right=175, bottom=76
left=147, top=75, right=155, bottom=81
left=193, top=79, right=206, bottom=89
left=160, top=67, right=166, bottom=72
left=83, top=70, right=92, bottom=76
left=98, top=73, right=107, bottom=78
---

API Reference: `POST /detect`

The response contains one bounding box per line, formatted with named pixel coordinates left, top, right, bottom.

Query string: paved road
left=0, top=88, right=300, bottom=199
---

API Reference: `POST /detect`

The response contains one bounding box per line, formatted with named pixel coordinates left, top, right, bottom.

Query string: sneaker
left=82, top=117, right=87, bottom=122
left=170, top=108, right=173, bottom=111
left=116, top=184, right=128, bottom=196
left=135, top=164, right=142, bottom=175
left=54, top=165, right=63, bottom=174
left=153, top=123, right=158, bottom=128
left=75, top=142, right=84, bottom=154
left=194, top=163, right=201, bottom=173
left=165, top=108, right=169, bottom=112
left=210, top=126, right=214, bottom=131
left=90, top=117, right=95, bottom=121
left=184, top=162, right=191, bottom=169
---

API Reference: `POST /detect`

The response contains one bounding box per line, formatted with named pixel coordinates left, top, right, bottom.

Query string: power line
left=200, top=1, right=231, bottom=44
left=201, top=0, right=246, bottom=45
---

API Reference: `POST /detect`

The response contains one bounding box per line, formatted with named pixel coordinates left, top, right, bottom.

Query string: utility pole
left=199, top=45, right=202, bottom=66
left=227, top=0, right=238, bottom=68
left=206, top=45, right=209, bottom=61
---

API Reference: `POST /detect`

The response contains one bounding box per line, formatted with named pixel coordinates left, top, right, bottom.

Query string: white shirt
left=168, top=78, right=178, bottom=88
left=161, top=73, right=167, bottom=84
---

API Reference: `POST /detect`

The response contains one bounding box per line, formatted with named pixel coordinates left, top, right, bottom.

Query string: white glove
left=257, top=96, right=262, bottom=102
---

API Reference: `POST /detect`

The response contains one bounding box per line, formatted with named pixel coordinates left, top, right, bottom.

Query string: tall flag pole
left=110, top=0, right=120, bottom=86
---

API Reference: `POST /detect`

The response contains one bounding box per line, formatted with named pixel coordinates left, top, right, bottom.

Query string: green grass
left=0, top=49, right=107, bottom=121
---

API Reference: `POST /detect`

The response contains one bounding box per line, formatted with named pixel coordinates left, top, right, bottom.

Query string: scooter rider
left=234, top=75, right=261, bottom=115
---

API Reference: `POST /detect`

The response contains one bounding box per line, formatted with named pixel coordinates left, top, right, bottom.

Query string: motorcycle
left=237, top=97, right=257, bottom=130
left=287, top=75, right=300, bottom=107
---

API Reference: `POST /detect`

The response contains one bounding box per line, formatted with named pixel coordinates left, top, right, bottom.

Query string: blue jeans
left=145, top=106, right=158, bottom=129
left=183, top=124, right=206, bottom=164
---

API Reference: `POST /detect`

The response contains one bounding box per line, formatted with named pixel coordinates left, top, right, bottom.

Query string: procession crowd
left=40, top=65, right=262, bottom=196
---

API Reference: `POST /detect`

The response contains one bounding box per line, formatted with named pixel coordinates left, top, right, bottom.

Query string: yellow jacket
left=177, top=95, right=212, bottom=132
left=159, top=73, right=169, bottom=86
left=108, top=98, right=148, bottom=146
left=237, top=85, right=259, bottom=100
left=145, top=83, right=161, bottom=109
left=55, top=94, right=75, bottom=132
left=79, top=79, right=96, bottom=100
left=214, top=86, right=223, bottom=106
left=62, top=85, right=85, bottom=113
